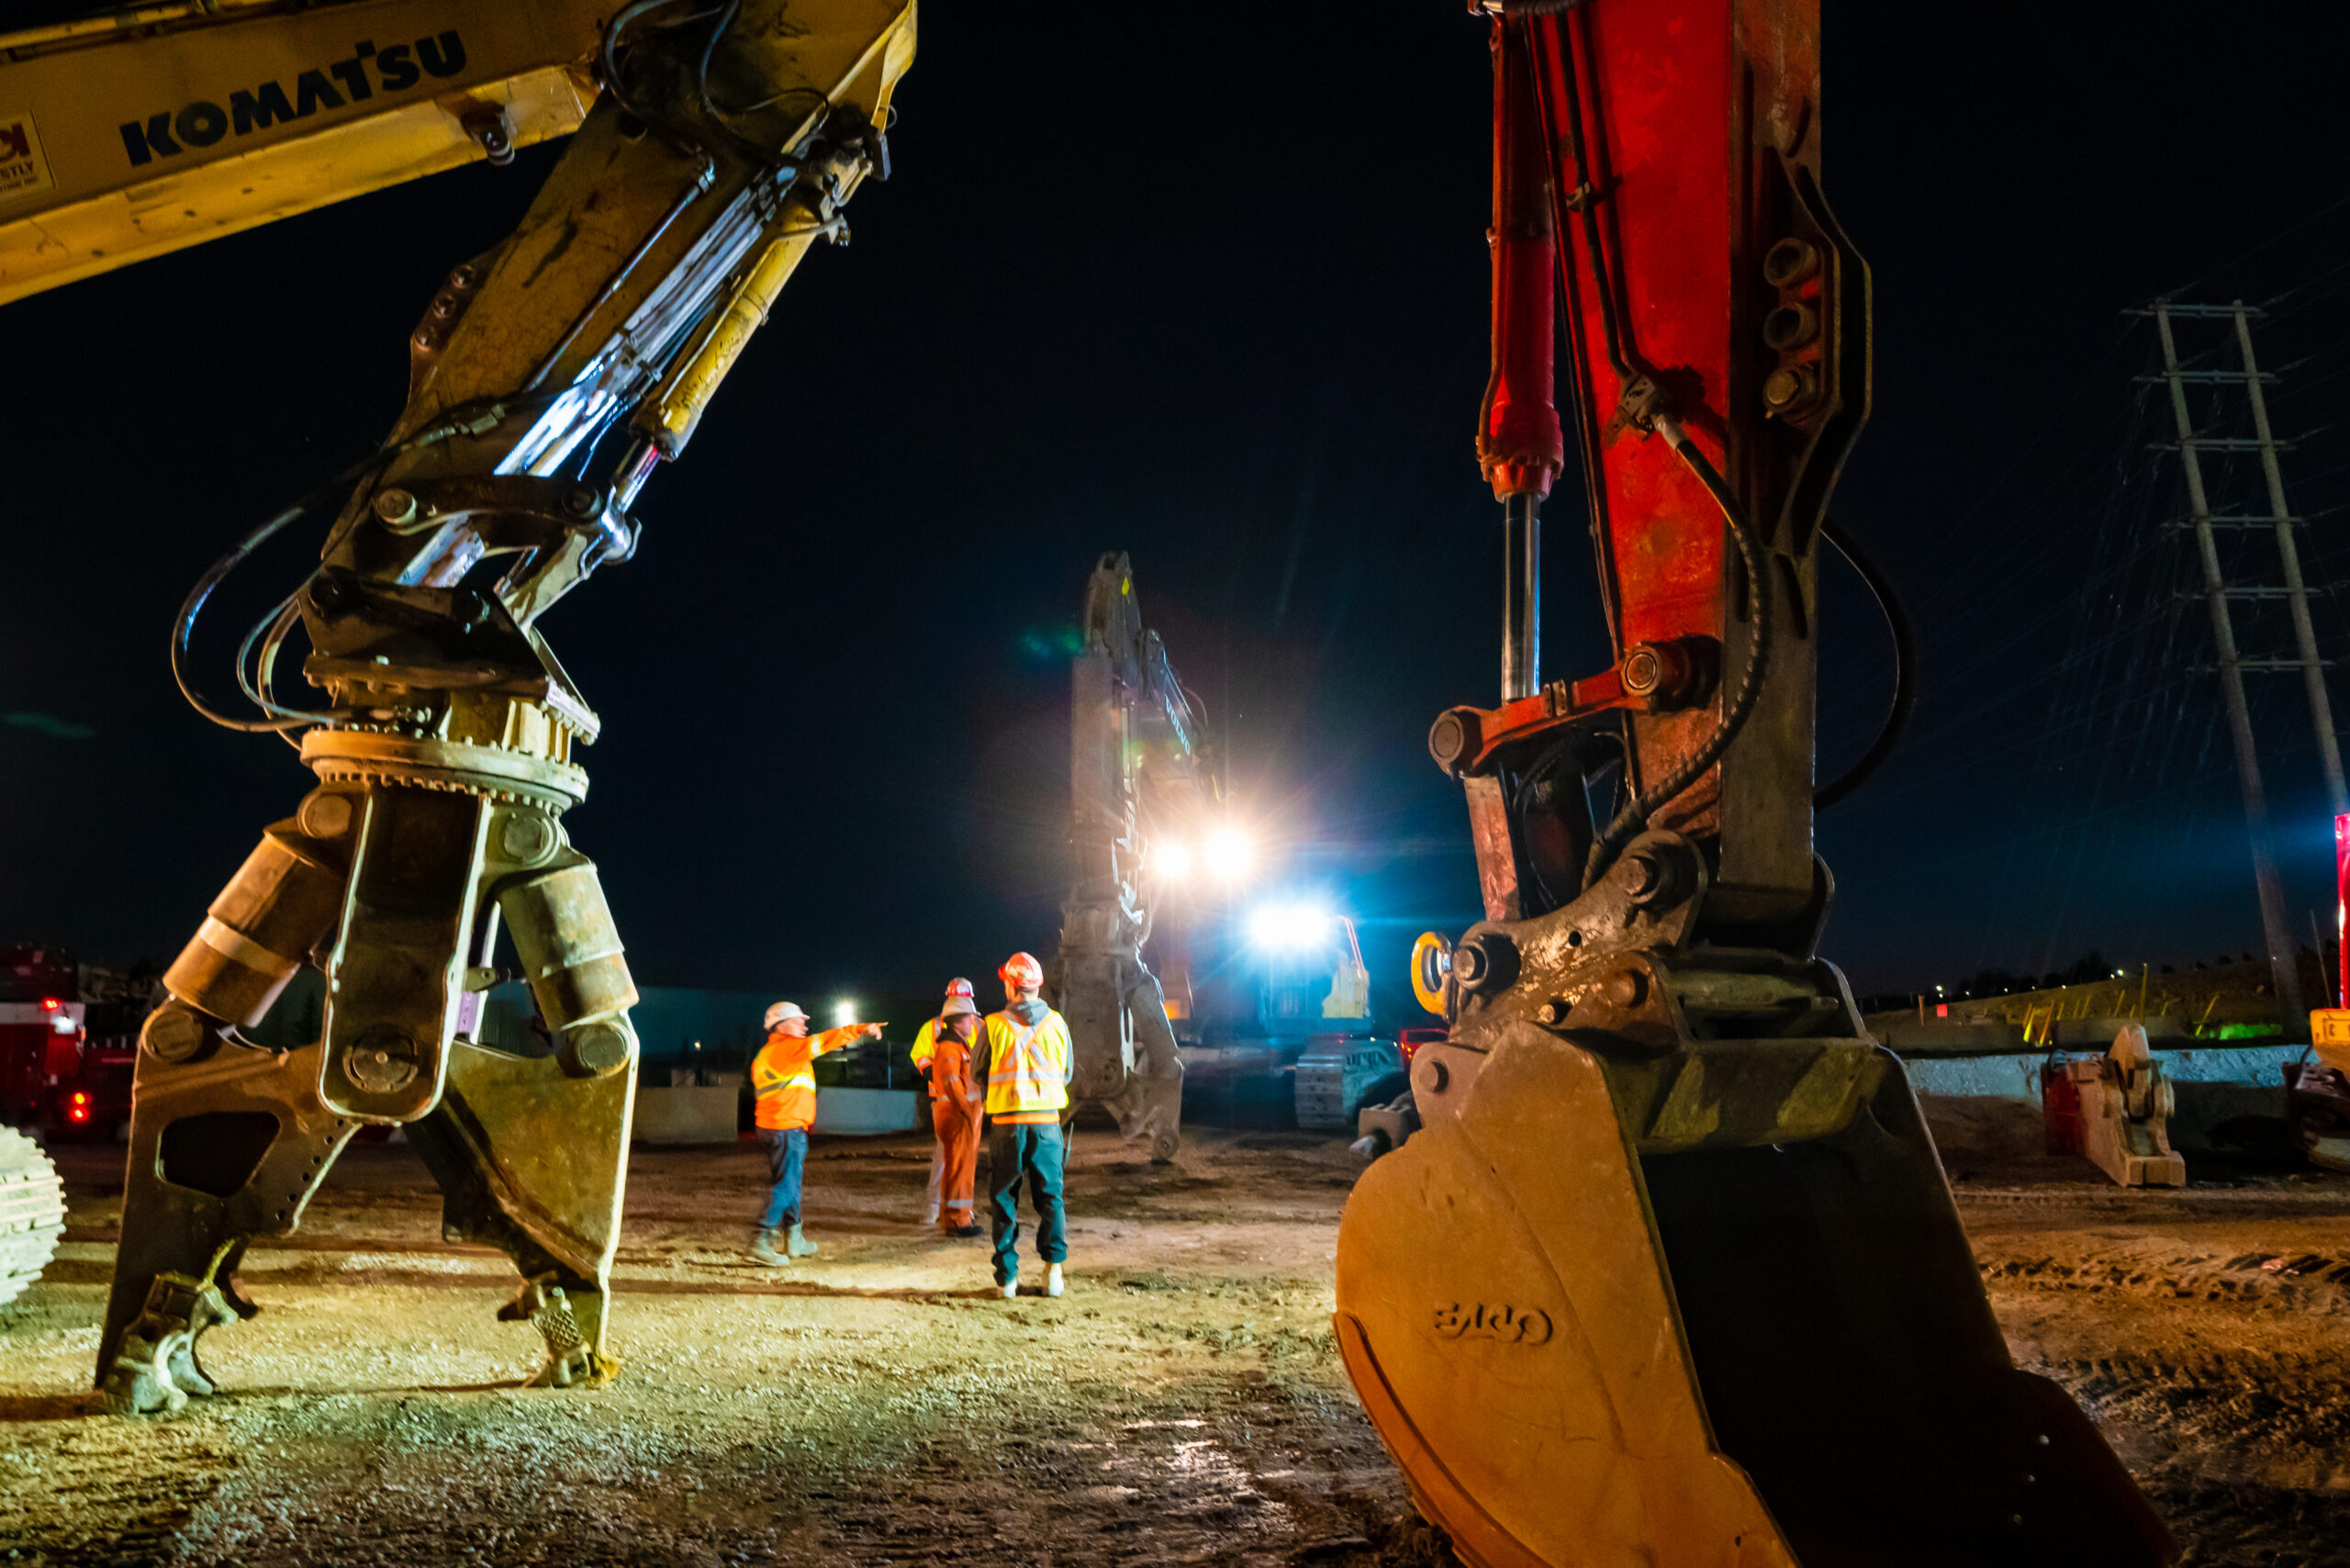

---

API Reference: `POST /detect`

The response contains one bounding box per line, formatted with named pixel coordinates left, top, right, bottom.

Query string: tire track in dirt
left=2044, top=1349, right=2350, bottom=1468
left=1981, top=1243, right=2350, bottom=1316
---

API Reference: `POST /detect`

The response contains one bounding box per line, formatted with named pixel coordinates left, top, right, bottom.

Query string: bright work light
left=833, top=999, right=857, bottom=1027
left=1152, top=840, right=1194, bottom=879
left=1249, top=903, right=1330, bottom=950
left=1206, top=829, right=1251, bottom=879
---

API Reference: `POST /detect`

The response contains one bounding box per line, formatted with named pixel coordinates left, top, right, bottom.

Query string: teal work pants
left=986, top=1122, right=1067, bottom=1284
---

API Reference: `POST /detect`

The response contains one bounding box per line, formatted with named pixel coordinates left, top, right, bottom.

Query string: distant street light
left=833, top=999, right=857, bottom=1028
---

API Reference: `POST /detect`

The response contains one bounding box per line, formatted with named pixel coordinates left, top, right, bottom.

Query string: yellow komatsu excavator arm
left=0, top=0, right=624, bottom=304
left=6, top=0, right=920, bottom=1416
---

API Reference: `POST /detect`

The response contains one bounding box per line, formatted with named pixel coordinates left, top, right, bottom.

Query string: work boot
left=920, top=1205, right=941, bottom=1226
left=1046, top=1262, right=1065, bottom=1298
left=748, top=1228, right=789, bottom=1267
left=787, top=1223, right=819, bottom=1258
left=950, top=1222, right=984, bottom=1238
left=998, top=1277, right=1019, bottom=1299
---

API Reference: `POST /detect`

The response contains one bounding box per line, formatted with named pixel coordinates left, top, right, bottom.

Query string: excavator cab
left=1330, top=4, right=2175, bottom=1563
left=1245, top=906, right=1370, bottom=1026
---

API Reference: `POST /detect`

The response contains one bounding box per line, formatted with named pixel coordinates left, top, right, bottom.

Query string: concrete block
left=633, top=1085, right=742, bottom=1144
left=1904, top=1055, right=2042, bottom=1100
left=813, top=1086, right=920, bottom=1136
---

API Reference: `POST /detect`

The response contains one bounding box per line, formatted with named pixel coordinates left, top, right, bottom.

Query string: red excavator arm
left=1331, top=6, right=2176, bottom=1566
left=1450, top=0, right=1869, bottom=932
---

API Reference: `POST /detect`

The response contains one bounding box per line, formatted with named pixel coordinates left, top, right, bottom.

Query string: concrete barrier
left=1902, top=1043, right=2300, bottom=1103
left=1905, top=1044, right=2300, bottom=1156
left=814, top=1086, right=920, bottom=1136
left=632, top=1086, right=742, bottom=1145
left=632, top=1085, right=923, bottom=1142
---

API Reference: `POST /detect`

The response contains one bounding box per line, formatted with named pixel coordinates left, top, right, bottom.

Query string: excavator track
left=1293, top=1039, right=1405, bottom=1132
left=1292, top=1047, right=1350, bottom=1131
left=0, top=1126, right=65, bottom=1307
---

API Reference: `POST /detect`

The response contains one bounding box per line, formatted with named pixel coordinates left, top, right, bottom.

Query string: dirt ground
left=2, top=1103, right=2346, bottom=1567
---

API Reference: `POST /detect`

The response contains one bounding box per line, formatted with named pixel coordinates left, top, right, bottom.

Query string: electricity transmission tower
left=2141, top=297, right=2349, bottom=1035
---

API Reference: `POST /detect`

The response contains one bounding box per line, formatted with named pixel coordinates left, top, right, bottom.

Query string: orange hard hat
left=999, top=951, right=1044, bottom=988
left=945, top=977, right=975, bottom=998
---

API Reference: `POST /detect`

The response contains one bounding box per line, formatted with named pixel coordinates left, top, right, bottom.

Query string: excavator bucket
left=1337, top=1013, right=2176, bottom=1568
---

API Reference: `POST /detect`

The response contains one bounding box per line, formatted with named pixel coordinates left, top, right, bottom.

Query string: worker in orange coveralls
left=923, top=994, right=987, bottom=1237
left=747, top=1001, right=882, bottom=1267
left=908, top=977, right=978, bottom=1225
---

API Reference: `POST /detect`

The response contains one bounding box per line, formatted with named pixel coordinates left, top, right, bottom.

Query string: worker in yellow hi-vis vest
left=747, top=1001, right=881, bottom=1266
left=979, top=952, right=1073, bottom=1297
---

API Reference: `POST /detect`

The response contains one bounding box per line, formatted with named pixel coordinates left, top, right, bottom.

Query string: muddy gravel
left=2, top=1105, right=2344, bottom=1566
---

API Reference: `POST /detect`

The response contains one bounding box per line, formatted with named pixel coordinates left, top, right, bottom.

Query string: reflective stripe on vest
left=754, top=1069, right=816, bottom=1098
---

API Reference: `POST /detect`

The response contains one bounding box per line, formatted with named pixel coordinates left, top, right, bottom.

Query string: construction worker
left=979, top=951, right=1073, bottom=1297
left=925, top=995, right=986, bottom=1237
left=909, top=977, right=978, bottom=1225
left=747, top=1001, right=882, bottom=1266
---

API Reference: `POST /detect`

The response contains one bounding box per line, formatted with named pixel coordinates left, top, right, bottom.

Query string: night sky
left=5, top=3, right=2349, bottom=1013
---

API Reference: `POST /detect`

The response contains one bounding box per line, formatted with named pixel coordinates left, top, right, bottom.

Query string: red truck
left=0, top=946, right=136, bottom=1140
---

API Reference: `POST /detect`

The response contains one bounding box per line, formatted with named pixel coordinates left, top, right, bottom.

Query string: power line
left=2160, top=190, right=2350, bottom=302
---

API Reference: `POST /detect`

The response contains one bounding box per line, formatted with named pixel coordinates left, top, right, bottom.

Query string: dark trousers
left=986, top=1122, right=1068, bottom=1283
left=756, top=1126, right=808, bottom=1230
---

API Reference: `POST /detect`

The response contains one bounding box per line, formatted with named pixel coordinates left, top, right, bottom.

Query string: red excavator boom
left=1332, top=6, right=2176, bottom=1565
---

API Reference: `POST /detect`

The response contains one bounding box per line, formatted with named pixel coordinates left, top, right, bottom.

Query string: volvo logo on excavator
left=1432, top=1302, right=1554, bottom=1346
left=117, top=32, right=470, bottom=168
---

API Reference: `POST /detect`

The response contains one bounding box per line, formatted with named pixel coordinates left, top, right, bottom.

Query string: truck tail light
left=67, top=1091, right=90, bottom=1123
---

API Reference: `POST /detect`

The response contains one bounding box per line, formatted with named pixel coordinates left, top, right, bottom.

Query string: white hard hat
left=940, top=995, right=979, bottom=1019
left=765, top=1001, right=808, bottom=1031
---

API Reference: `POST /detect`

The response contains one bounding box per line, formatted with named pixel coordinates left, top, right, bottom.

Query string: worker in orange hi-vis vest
left=908, top=977, right=978, bottom=1225
left=979, top=951, right=1074, bottom=1298
left=746, top=1001, right=882, bottom=1267
left=924, top=994, right=987, bottom=1237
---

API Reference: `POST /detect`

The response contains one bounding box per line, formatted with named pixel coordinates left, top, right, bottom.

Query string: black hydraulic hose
left=173, top=390, right=564, bottom=734
left=1516, top=6, right=1773, bottom=884
left=1524, top=7, right=1633, bottom=388
left=242, top=590, right=316, bottom=750
left=1584, top=417, right=1773, bottom=885
left=599, top=0, right=688, bottom=129
left=170, top=452, right=390, bottom=733
left=693, top=0, right=809, bottom=168
left=1814, top=515, right=1918, bottom=810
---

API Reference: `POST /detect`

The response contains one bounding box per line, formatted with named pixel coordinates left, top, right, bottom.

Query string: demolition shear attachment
left=99, top=729, right=640, bottom=1414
